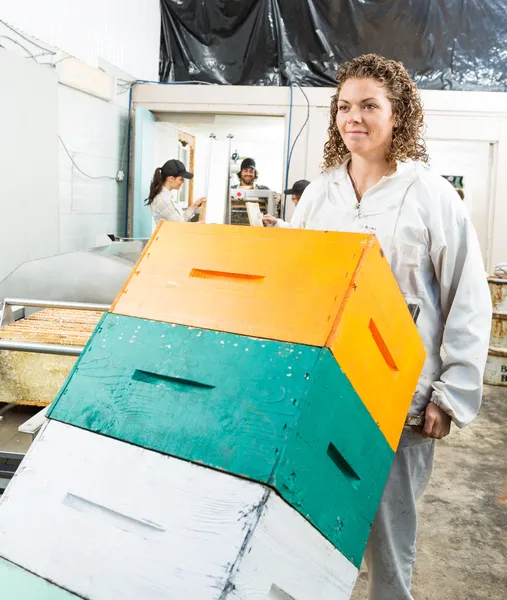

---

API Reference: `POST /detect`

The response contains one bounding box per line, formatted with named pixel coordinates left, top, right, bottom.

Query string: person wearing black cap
left=145, top=159, right=205, bottom=224
left=284, top=179, right=310, bottom=207
left=262, top=179, right=311, bottom=227
left=231, top=158, right=270, bottom=190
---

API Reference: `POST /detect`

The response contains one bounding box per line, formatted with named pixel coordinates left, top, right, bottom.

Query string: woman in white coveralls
left=265, top=54, right=492, bottom=600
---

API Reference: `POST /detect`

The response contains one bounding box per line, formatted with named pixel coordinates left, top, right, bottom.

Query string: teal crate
left=0, top=557, right=80, bottom=599
left=48, top=313, right=393, bottom=567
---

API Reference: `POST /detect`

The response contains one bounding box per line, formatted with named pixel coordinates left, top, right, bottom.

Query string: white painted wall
left=0, top=6, right=161, bottom=268
left=58, top=84, right=129, bottom=252
left=155, top=123, right=180, bottom=175
left=0, top=0, right=160, bottom=80
left=133, top=84, right=507, bottom=271
left=0, top=51, right=59, bottom=281
left=426, top=140, right=494, bottom=263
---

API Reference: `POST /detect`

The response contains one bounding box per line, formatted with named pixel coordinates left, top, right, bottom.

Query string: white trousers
left=364, top=427, right=436, bottom=600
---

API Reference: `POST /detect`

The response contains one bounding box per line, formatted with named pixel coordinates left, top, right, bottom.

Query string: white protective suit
left=277, top=157, right=492, bottom=599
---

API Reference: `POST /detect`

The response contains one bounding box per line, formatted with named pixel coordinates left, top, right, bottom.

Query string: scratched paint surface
left=0, top=421, right=266, bottom=600
left=49, top=314, right=393, bottom=566
left=0, top=422, right=357, bottom=600
left=0, top=557, right=80, bottom=599
left=279, top=349, right=393, bottom=566
left=111, top=222, right=370, bottom=348
left=328, top=238, right=426, bottom=451
left=49, top=313, right=319, bottom=482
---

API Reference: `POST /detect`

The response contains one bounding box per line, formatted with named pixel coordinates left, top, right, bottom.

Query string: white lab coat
left=280, top=158, right=492, bottom=427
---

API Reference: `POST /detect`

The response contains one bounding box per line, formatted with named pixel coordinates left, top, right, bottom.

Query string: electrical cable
left=282, top=82, right=310, bottom=220
left=0, top=19, right=56, bottom=54
left=287, top=82, right=310, bottom=167
left=52, top=55, right=72, bottom=66
left=0, top=31, right=64, bottom=68
left=117, top=78, right=214, bottom=95
left=0, top=35, right=41, bottom=62
left=28, top=50, right=55, bottom=59
left=59, top=136, right=117, bottom=180
left=282, top=85, right=293, bottom=220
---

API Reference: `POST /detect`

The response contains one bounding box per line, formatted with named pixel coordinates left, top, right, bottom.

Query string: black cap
left=240, top=158, right=256, bottom=170
left=160, top=159, right=193, bottom=179
left=284, top=179, right=310, bottom=196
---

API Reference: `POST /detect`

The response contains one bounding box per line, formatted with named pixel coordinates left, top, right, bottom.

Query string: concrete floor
left=0, top=406, right=36, bottom=454
left=351, top=384, right=507, bottom=600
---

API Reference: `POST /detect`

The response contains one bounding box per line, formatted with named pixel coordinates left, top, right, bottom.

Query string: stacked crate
left=0, top=222, right=425, bottom=600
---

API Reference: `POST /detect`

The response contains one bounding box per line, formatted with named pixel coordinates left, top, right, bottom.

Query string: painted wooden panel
left=0, top=421, right=357, bottom=600
left=0, top=557, right=80, bottom=599
left=48, top=313, right=393, bottom=566
left=48, top=314, right=319, bottom=482
left=328, top=237, right=427, bottom=449
left=111, top=222, right=368, bottom=346
left=110, top=223, right=425, bottom=449
left=229, top=490, right=357, bottom=600
left=278, top=348, right=393, bottom=566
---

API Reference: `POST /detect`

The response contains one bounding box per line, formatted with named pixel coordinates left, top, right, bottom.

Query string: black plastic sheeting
left=160, top=0, right=507, bottom=91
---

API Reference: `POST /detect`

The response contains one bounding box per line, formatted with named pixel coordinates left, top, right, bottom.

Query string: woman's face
left=336, top=77, right=395, bottom=160
left=167, top=176, right=185, bottom=190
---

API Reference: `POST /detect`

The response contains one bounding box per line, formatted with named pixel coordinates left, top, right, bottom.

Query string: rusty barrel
left=484, top=277, right=507, bottom=386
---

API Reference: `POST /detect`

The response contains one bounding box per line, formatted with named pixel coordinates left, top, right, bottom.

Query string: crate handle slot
left=132, top=369, right=215, bottom=389
left=369, top=318, right=399, bottom=372
left=190, top=268, right=265, bottom=283
left=327, top=442, right=360, bottom=483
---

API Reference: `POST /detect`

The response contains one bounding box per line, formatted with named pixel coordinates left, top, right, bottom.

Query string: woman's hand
left=192, top=197, right=206, bottom=209
left=422, top=402, right=452, bottom=439
left=262, top=214, right=278, bottom=227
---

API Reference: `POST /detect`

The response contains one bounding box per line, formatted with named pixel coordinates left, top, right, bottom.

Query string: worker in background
left=284, top=179, right=310, bottom=207
left=231, top=158, right=270, bottom=190
left=145, top=159, right=205, bottom=224
left=262, top=179, right=310, bottom=227
left=271, top=54, right=492, bottom=600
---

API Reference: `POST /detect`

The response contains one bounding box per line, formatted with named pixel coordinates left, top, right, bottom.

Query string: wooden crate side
left=47, top=314, right=319, bottom=482
left=0, top=558, right=80, bottom=600
left=0, top=421, right=357, bottom=600
left=109, top=220, right=163, bottom=313
left=328, top=238, right=426, bottom=450
left=277, top=349, right=394, bottom=567
left=111, top=222, right=371, bottom=346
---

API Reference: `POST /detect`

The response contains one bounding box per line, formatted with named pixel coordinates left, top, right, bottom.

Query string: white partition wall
left=0, top=52, right=59, bottom=282
left=427, top=140, right=495, bottom=262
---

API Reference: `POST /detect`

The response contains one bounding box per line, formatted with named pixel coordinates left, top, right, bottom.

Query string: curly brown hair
left=322, top=54, right=428, bottom=171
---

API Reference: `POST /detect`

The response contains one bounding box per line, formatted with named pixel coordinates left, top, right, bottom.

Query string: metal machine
left=228, top=188, right=277, bottom=225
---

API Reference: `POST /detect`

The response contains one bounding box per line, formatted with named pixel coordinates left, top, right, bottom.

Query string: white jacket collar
left=323, top=155, right=422, bottom=186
